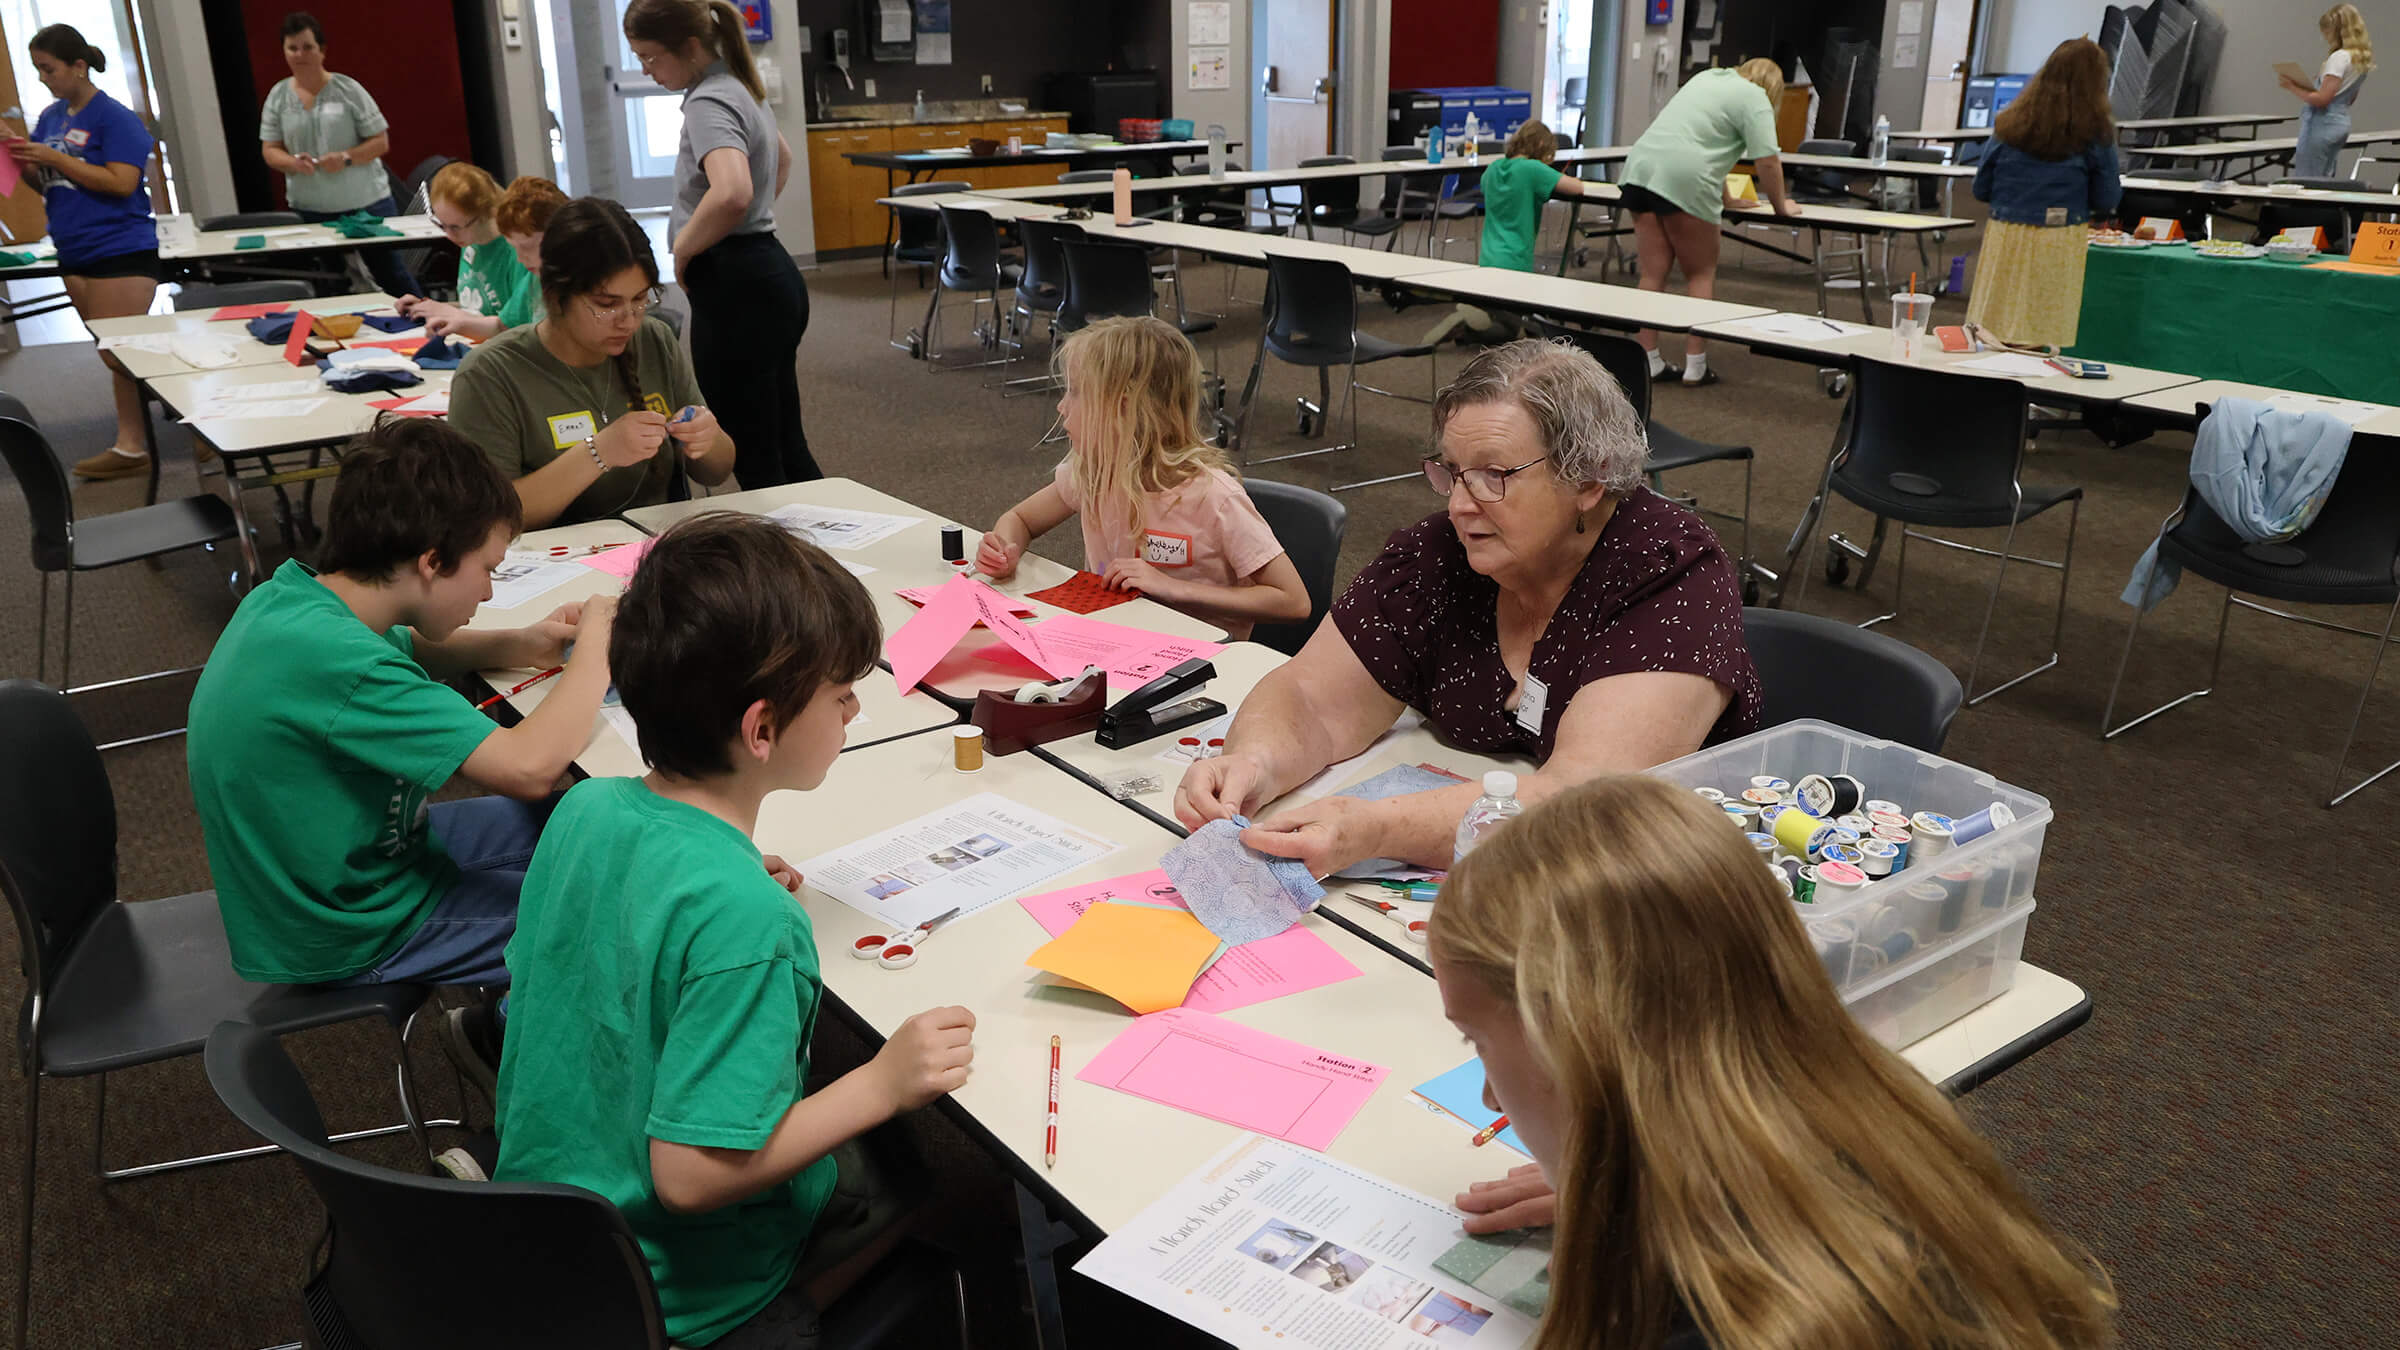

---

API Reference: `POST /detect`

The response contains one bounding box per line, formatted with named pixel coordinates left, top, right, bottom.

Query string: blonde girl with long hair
left=977, top=316, right=1311, bottom=640
left=1431, top=775, right=2118, bottom=1350
left=2284, top=4, right=2374, bottom=177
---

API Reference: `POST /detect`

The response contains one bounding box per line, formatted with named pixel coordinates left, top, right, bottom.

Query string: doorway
left=1252, top=0, right=1336, bottom=169
left=1917, top=0, right=1977, bottom=131
left=541, top=0, right=680, bottom=209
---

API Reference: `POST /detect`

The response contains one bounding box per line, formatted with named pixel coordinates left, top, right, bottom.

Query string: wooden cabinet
left=805, top=126, right=891, bottom=252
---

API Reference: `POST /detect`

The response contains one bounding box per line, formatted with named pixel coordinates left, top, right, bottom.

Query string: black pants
left=685, top=232, right=820, bottom=487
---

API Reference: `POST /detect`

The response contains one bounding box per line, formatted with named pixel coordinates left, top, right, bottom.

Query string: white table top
left=1694, top=314, right=2203, bottom=405
left=622, top=479, right=1228, bottom=703
left=171, top=213, right=446, bottom=261
left=1407, top=263, right=1777, bottom=332
left=1775, top=152, right=1978, bottom=179
left=763, top=735, right=1526, bottom=1235
left=1898, top=964, right=2088, bottom=1091
left=1256, top=230, right=1483, bottom=280
left=2118, top=174, right=2398, bottom=209
left=1900, top=113, right=2295, bottom=142
left=464, top=518, right=962, bottom=771
left=145, top=359, right=450, bottom=455
left=966, top=156, right=1502, bottom=202
left=2134, top=127, right=2400, bottom=159
left=1069, top=215, right=1272, bottom=259
left=877, top=192, right=1069, bottom=221
left=2120, top=378, right=2400, bottom=435
left=864, top=137, right=1219, bottom=164
left=88, top=292, right=413, bottom=379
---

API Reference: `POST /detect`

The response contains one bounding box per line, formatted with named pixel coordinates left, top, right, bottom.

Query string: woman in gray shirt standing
left=625, top=0, right=818, bottom=486
left=258, top=11, right=419, bottom=296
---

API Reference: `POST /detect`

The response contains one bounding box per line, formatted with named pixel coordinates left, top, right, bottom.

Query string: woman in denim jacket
left=1968, top=39, right=2121, bottom=354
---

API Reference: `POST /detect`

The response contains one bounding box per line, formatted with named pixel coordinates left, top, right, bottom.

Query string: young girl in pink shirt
left=977, top=316, right=1311, bottom=640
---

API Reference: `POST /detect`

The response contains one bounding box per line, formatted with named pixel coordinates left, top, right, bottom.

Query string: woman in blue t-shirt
left=5, top=24, right=161, bottom=481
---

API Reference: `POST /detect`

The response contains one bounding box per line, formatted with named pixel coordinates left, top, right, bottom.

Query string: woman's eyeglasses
left=583, top=288, right=664, bottom=324
left=1421, top=455, right=1549, bottom=502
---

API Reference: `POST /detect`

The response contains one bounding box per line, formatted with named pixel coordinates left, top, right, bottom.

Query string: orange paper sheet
left=1026, top=901, right=1220, bottom=1014
left=2306, top=259, right=2400, bottom=277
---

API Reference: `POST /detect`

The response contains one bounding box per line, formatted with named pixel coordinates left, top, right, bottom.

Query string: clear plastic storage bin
left=1842, top=901, right=2032, bottom=1049
left=1648, top=720, right=2051, bottom=999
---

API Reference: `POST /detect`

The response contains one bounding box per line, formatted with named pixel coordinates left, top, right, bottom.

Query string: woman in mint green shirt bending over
left=1617, top=58, right=1801, bottom=387
left=397, top=162, right=537, bottom=339
left=496, top=513, right=975, bottom=1347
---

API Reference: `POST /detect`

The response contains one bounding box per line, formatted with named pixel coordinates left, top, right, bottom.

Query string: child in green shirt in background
left=1421, top=120, right=1596, bottom=346
left=397, top=161, right=537, bottom=340
left=495, top=513, right=976, bottom=1347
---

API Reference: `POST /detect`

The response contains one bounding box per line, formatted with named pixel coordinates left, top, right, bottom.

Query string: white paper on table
left=269, top=237, right=322, bottom=249
left=603, top=703, right=868, bottom=759
left=1956, top=353, right=2059, bottom=377
left=839, top=559, right=876, bottom=577
left=95, top=333, right=175, bottom=353
left=764, top=501, right=924, bottom=551
left=795, top=791, right=1119, bottom=929
left=220, top=377, right=327, bottom=401
left=384, top=390, right=452, bottom=415
left=253, top=225, right=315, bottom=238
left=486, top=557, right=588, bottom=610
left=1735, top=313, right=1877, bottom=339
left=181, top=396, right=329, bottom=422
left=169, top=336, right=245, bottom=369
left=1073, top=1135, right=1539, bottom=1350
left=326, top=349, right=418, bottom=371
left=2264, top=392, right=2387, bottom=425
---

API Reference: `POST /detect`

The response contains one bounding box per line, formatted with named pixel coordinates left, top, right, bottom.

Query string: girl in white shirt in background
left=2284, top=4, right=2374, bottom=178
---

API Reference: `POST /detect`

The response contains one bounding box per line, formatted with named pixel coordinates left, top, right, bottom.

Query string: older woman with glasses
left=449, top=197, right=735, bottom=528
left=1175, top=339, right=1760, bottom=877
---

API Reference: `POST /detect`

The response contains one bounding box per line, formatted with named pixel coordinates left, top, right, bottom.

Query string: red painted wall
left=242, top=0, right=470, bottom=206
left=1389, top=0, right=1500, bottom=90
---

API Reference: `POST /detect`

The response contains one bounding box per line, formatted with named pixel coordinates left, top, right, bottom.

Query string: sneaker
left=72, top=447, right=149, bottom=480
left=432, top=1145, right=490, bottom=1182
left=438, top=1003, right=503, bottom=1106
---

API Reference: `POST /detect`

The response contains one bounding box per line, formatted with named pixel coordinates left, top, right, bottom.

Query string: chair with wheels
left=1379, top=146, right=1441, bottom=251
left=2255, top=176, right=2365, bottom=252
left=2, top=679, right=445, bottom=1350
left=1788, top=358, right=2083, bottom=705
left=1232, top=255, right=1437, bottom=491
left=1061, top=168, right=1207, bottom=322
left=0, top=393, right=245, bottom=744
left=2102, top=421, right=2400, bottom=806
left=1561, top=75, right=1589, bottom=144
left=999, top=216, right=1081, bottom=393
left=1741, top=607, right=1964, bottom=753
left=204, top=1021, right=969, bottom=1350
left=1056, top=237, right=1157, bottom=334
left=1242, top=479, right=1348, bottom=656
left=1521, top=317, right=1757, bottom=598
left=887, top=180, right=969, bottom=349
left=1296, top=156, right=1404, bottom=247
left=916, top=205, right=1024, bottom=370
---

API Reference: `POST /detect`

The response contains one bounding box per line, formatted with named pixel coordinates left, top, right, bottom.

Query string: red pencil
left=1470, top=1114, right=1510, bottom=1147
left=1045, top=1035, right=1062, bottom=1169
left=474, top=665, right=563, bottom=711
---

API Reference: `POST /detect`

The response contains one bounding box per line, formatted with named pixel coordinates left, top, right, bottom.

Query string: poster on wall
left=1189, top=46, right=1231, bottom=90
left=1189, top=1, right=1231, bottom=46
left=916, top=0, right=952, bottom=64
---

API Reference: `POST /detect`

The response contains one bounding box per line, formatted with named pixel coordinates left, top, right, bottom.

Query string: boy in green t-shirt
left=186, top=417, right=616, bottom=1088
left=496, top=514, right=975, bottom=1347
left=1420, top=119, right=1595, bottom=346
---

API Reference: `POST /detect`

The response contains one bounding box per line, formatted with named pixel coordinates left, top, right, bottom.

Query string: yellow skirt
left=1965, top=219, right=2089, bottom=349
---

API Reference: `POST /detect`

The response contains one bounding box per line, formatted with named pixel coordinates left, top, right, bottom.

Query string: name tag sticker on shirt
left=2044, top=205, right=2067, bottom=226
left=1515, top=674, right=1549, bottom=734
left=62, top=128, right=89, bottom=148
left=547, top=410, right=598, bottom=449
left=1143, top=529, right=1194, bottom=568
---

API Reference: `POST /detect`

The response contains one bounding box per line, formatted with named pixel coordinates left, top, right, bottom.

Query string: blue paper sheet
left=1412, top=1057, right=1528, bottom=1157
left=1160, top=814, right=1325, bottom=946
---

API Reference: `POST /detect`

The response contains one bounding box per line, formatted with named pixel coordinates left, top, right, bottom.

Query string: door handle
left=1263, top=66, right=1330, bottom=104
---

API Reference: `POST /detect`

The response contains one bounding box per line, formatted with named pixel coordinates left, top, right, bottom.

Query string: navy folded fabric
left=359, top=313, right=419, bottom=333
left=314, top=362, right=424, bottom=393
left=410, top=335, right=470, bottom=369
left=245, top=313, right=300, bottom=343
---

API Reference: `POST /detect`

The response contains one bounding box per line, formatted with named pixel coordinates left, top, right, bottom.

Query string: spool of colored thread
left=1872, top=823, right=1913, bottom=869
left=1744, top=831, right=1778, bottom=859
left=1911, top=878, right=1960, bottom=934
left=1719, top=799, right=1756, bottom=828
left=1910, top=811, right=1956, bottom=863
left=1835, top=813, right=1873, bottom=834
left=1794, top=865, right=1819, bottom=904
left=1817, top=843, right=1864, bottom=870
left=1750, top=775, right=1792, bottom=793
left=1811, top=918, right=1856, bottom=982
left=1772, top=804, right=1826, bottom=855
left=1950, top=801, right=2016, bottom=846
left=1866, top=808, right=1911, bottom=833
left=1741, top=786, right=1782, bottom=808
left=1814, top=859, right=1868, bottom=897
left=1864, top=798, right=1905, bottom=819
left=1857, top=837, right=1900, bottom=878
left=952, top=725, right=985, bottom=773
left=1693, top=786, right=1726, bottom=803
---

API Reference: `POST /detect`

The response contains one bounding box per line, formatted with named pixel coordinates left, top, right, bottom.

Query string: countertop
left=811, top=108, right=1073, bottom=129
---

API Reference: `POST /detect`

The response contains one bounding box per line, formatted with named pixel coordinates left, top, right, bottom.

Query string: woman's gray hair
left=1432, top=338, right=1650, bottom=495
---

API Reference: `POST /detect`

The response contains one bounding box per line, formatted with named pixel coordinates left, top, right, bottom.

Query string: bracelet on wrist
left=584, top=433, right=604, bottom=469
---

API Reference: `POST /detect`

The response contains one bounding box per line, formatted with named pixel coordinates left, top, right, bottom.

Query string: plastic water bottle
left=1454, top=771, right=1524, bottom=862
left=1207, top=123, right=1229, bottom=179
left=1462, top=113, right=1482, bottom=160
left=1425, top=125, right=1444, bottom=164
left=1870, top=114, right=1891, bottom=165
left=913, top=89, right=928, bottom=122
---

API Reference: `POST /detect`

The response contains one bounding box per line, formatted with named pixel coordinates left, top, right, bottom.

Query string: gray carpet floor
left=0, top=211, right=2393, bottom=1345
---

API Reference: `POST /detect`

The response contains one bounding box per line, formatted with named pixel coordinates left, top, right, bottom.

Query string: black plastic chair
left=1056, top=237, right=1156, bottom=334
left=887, top=179, right=970, bottom=349
left=389, top=154, right=458, bottom=294
left=203, top=1021, right=967, bottom=1350
left=2115, top=168, right=2213, bottom=240
left=1562, top=75, right=1589, bottom=143
left=1426, top=162, right=1489, bottom=260
left=1232, top=254, right=1437, bottom=492
left=0, top=394, right=243, bottom=743
left=1522, top=318, right=1755, bottom=595
left=2103, top=418, right=2400, bottom=805
left=1791, top=358, right=2083, bottom=705
left=1000, top=217, right=1082, bottom=392
left=1297, top=155, right=1404, bottom=247
left=2255, top=176, right=2364, bottom=252
left=172, top=279, right=314, bottom=312
left=1242, top=479, right=1347, bottom=655
left=1790, top=138, right=1863, bottom=203
left=916, top=205, right=1024, bottom=371
left=1379, top=146, right=1440, bottom=249
left=1742, top=607, right=1964, bottom=753
left=2, top=679, right=439, bottom=1350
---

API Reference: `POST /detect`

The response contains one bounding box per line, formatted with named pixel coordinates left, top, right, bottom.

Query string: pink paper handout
left=1005, top=613, right=1224, bottom=693
left=1077, top=1007, right=1386, bottom=1151
left=0, top=147, right=22, bottom=200
left=884, top=572, right=985, bottom=693
left=1018, top=870, right=1362, bottom=1013
left=896, top=584, right=1033, bottom=616
left=576, top=537, right=656, bottom=580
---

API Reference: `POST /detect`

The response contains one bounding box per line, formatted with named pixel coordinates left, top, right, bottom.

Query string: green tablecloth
left=2067, top=245, right=2400, bottom=405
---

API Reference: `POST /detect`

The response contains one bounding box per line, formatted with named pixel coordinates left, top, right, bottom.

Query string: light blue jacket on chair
left=2122, top=396, right=2352, bottom=610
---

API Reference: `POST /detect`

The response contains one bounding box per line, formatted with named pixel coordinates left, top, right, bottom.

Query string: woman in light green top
left=396, top=162, right=534, bottom=340
left=258, top=11, right=418, bottom=295
left=1617, top=58, right=1800, bottom=387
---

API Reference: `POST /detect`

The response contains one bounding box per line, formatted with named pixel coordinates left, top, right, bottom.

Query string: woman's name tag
left=547, top=410, right=597, bottom=449
left=1515, top=674, right=1548, bottom=733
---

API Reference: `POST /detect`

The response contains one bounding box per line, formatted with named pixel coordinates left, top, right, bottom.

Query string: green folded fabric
left=328, top=211, right=400, bottom=239
left=0, top=250, right=39, bottom=267
left=236, top=235, right=265, bottom=250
